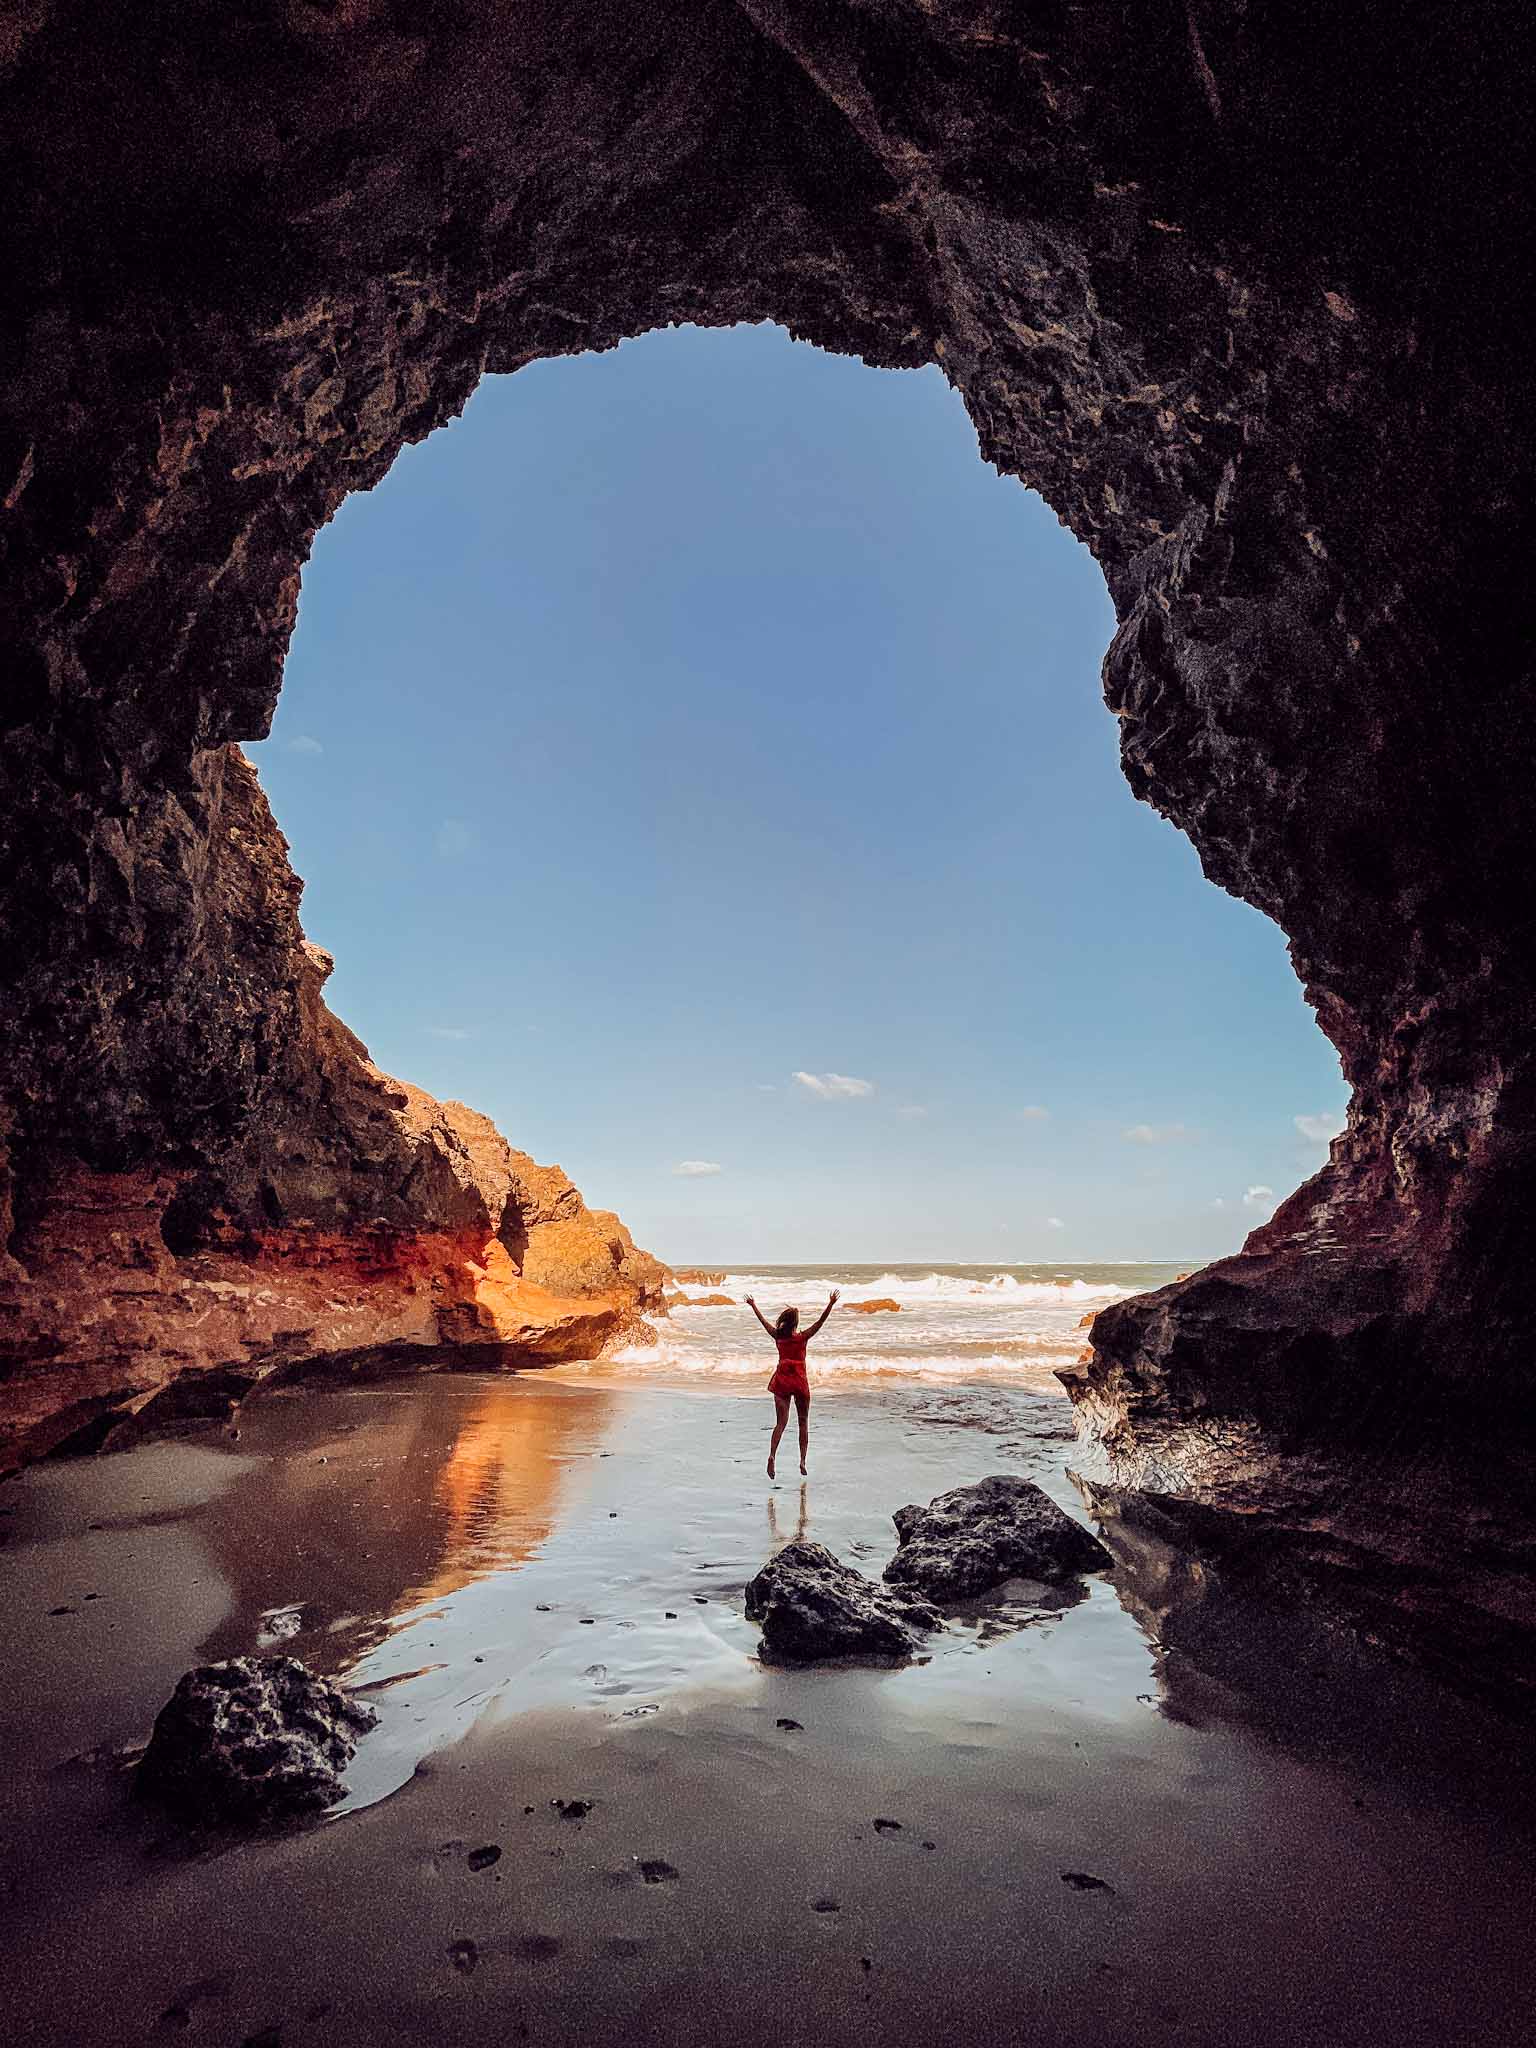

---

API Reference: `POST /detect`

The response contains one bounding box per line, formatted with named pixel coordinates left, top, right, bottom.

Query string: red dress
left=768, top=1332, right=811, bottom=1399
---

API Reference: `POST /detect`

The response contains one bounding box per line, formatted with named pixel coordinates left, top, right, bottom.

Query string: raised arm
left=743, top=1294, right=777, bottom=1337
left=802, top=1289, right=841, bottom=1340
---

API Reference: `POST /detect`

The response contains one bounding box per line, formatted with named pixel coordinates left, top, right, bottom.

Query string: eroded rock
left=746, top=1540, right=939, bottom=1665
left=137, top=1656, right=378, bottom=1822
left=883, top=1476, right=1111, bottom=1603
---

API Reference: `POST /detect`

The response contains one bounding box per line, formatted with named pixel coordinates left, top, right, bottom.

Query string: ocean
left=606, top=1261, right=1187, bottom=1391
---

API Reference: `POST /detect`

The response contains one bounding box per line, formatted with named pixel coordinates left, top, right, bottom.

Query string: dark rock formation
left=746, top=1540, right=939, bottom=1664
left=883, top=1476, right=1111, bottom=1602
left=137, top=1655, right=378, bottom=1822
left=0, top=6, right=1531, bottom=1672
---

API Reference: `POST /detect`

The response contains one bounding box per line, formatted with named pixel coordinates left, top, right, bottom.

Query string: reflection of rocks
left=746, top=1541, right=939, bottom=1665
left=195, top=1380, right=610, bottom=1671
left=884, top=1476, right=1111, bottom=1602
left=138, top=1655, right=376, bottom=1821
left=1080, top=1477, right=1536, bottom=1748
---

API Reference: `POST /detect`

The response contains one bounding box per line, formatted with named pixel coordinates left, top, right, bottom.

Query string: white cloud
left=426, top=1026, right=471, bottom=1041
left=896, top=1104, right=928, bottom=1119
left=1018, top=1105, right=1050, bottom=1122
left=1243, top=1184, right=1275, bottom=1208
left=754, top=1083, right=777, bottom=1093
left=1211, top=1197, right=1226, bottom=1209
left=1046, top=1216, right=1065, bottom=1230
left=1123, top=1122, right=1188, bottom=1145
left=792, top=1071, right=874, bottom=1100
left=672, top=1160, right=724, bottom=1177
left=284, top=734, right=324, bottom=756
left=435, top=818, right=472, bottom=858
left=1295, top=1109, right=1345, bottom=1145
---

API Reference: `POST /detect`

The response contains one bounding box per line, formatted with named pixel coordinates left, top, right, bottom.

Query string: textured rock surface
left=746, top=1540, right=939, bottom=1664
left=0, top=6, right=1531, bottom=1669
left=138, top=1655, right=378, bottom=1821
left=884, top=1476, right=1111, bottom=1602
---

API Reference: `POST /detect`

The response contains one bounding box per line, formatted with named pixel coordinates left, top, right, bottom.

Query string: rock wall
left=1, top=5, right=1531, bottom=1664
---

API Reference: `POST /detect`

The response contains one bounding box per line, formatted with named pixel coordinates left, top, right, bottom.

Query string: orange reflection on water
left=413, top=1384, right=592, bottom=1602
left=195, top=1376, right=615, bottom=1669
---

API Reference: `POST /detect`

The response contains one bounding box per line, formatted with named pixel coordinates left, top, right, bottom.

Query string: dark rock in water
left=746, top=1541, right=939, bottom=1665
left=883, top=1476, right=1111, bottom=1602
left=137, top=1656, right=378, bottom=1821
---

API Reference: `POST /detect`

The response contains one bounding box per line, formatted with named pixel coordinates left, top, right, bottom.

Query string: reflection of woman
left=745, top=1290, right=839, bottom=1479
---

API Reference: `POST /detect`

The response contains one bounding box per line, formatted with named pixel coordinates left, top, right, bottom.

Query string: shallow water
left=2, top=1371, right=1532, bottom=2047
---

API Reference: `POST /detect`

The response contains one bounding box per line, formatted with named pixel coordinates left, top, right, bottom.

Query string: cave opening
left=251, top=322, right=1344, bottom=1268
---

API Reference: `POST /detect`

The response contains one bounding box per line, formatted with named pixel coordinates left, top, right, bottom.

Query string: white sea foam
left=625, top=1261, right=1180, bottom=1391
left=673, top=1271, right=1129, bottom=1306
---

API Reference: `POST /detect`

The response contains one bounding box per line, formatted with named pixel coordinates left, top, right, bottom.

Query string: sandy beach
left=3, top=1368, right=1533, bottom=2048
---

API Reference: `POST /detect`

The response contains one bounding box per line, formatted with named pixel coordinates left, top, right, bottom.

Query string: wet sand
left=2, top=1371, right=1533, bottom=2047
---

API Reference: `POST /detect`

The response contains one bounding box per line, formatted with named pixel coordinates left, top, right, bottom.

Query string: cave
left=3, top=0, right=1533, bottom=1715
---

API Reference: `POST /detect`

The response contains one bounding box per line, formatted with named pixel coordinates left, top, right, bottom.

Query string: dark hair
left=774, top=1306, right=799, bottom=1338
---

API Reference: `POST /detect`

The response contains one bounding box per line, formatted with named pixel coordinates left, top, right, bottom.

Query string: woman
left=745, top=1288, right=839, bottom=1479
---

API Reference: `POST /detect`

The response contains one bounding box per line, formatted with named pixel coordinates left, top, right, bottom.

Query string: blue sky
left=251, top=323, right=1345, bottom=1264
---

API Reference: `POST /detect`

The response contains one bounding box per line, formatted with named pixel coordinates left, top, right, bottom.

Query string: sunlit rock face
left=0, top=7, right=1530, bottom=1662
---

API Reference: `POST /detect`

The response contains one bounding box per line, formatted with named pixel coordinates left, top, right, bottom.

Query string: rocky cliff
left=0, top=742, right=663, bottom=1468
left=1, top=5, right=1531, bottom=1678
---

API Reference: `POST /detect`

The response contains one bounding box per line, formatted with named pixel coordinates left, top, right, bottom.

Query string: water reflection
left=196, top=1377, right=616, bottom=1671
left=766, top=1483, right=809, bottom=1548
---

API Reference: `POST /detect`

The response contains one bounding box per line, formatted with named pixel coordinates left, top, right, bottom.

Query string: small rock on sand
left=138, top=1656, right=377, bottom=1822
left=466, top=1844, right=501, bottom=1871
left=552, top=1797, right=594, bottom=1819
left=883, top=1475, right=1112, bottom=1603
left=447, top=1939, right=478, bottom=1974
left=637, top=1858, right=679, bottom=1884
left=746, top=1541, right=939, bottom=1665
left=775, top=1717, right=803, bottom=1730
left=1061, top=1871, right=1114, bottom=1894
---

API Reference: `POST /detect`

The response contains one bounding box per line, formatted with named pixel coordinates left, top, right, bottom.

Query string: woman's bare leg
left=794, top=1392, right=810, bottom=1475
left=768, top=1394, right=790, bottom=1478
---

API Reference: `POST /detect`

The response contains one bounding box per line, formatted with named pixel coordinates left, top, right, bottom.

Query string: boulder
left=847, top=1298, right=901, bottom=1314
left=746, top=1541, right=940, bottom=1665
left=137, top=1655, right=378, bottom=1822
left=883, top=1476, right=1112, bottom=1602
left=684, top=1293, right=735, bottom=1307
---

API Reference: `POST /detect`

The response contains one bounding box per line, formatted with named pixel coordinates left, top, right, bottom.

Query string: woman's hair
left=774, top=1306, right=799, bottom=1338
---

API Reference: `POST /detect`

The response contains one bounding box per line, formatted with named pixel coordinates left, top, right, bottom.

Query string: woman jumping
left=745, top=1289, right=839, bottom=1479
